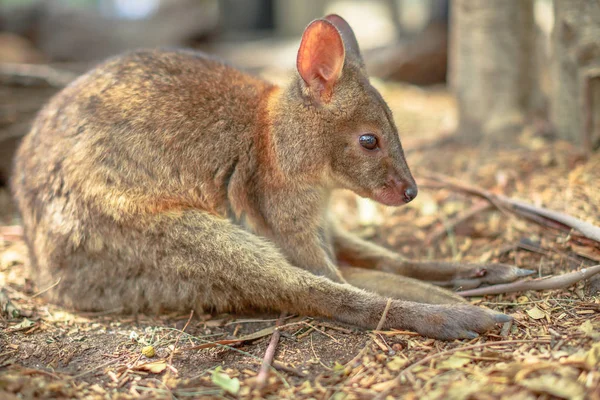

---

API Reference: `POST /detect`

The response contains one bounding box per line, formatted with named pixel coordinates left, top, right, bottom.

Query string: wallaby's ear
left=297, top=19, right=345, bottom=103
left=324, top=14, right=362, bottom=63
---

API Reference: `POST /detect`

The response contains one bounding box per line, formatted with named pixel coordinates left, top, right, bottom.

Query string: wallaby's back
left=15, top=50, right=275, bottom=224
left=12, top=49, right=279, bottom=310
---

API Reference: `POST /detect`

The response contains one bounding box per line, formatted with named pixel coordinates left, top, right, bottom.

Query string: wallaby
left=12, top=15, right=531, bottom=340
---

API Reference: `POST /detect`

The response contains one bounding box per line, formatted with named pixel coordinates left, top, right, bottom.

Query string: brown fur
left=11, top=15, right=524, bottom=340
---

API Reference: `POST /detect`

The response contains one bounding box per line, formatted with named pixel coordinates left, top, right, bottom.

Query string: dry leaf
left=585, top=342, right=600, bottom=369
left=136, top=360, right=167, bottom=374
left=519, top=375, right=585, bottom=400
left=578, top=320, right=596, bottom=338
left=387, top=356, right=408, bottom=371
left=526, top=306, right=546, bottom=320
left=438, top=354, right=470, bottom=369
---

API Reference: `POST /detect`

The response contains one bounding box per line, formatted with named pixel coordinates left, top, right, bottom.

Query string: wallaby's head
left=287, top=14, right=417, bottom=206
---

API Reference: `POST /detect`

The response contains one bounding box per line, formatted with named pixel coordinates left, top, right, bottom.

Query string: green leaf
left=211, top=367, right=240, bottom=395
left=13, top=318, right=35, bottom=330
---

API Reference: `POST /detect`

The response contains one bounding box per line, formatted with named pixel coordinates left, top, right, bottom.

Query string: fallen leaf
left=211, top=366, right=240, bottom=395
left=526, top=306, right=546, bottom=320
left=438, top=354, right=470, bottom=369
left=578, top=320, right=598, bottom=339
left=136, top=360, right=167, bottom=374
left=519, top=374, right=585, bottom=400
left=12, top=318, right=35, bottom=330
left=387, top=356, right=408, bottom=371
left=585, top=342, right=600, bottom=369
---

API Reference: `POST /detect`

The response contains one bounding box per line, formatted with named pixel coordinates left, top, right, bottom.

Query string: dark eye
left=359, top=134, right=378, bottom=150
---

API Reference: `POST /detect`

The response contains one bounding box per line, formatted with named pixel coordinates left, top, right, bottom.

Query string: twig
left=256, top=312, right=286, bottom=389
left=376, top=299, right=393, bottom=331
left=0, top=63, right=77, bottom=87
left=376, top=339, right=551, bottom=399
left=457, top=264, right=600, bottom=297
left=426, top=201, right=492, bottom=244
left=166, top=310, right=194, bottom=375
left=29, top=278, right=61, bottom=299
left=271, top=361, right=306, bottom=377
left=420, top=172, right=600, bottom=243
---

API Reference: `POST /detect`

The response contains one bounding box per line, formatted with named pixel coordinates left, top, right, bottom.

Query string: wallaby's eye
left=359, top=134, right=378, bottom=150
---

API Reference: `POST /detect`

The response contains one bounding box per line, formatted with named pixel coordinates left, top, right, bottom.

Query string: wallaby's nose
left=403, top=186, right=418, bottom=203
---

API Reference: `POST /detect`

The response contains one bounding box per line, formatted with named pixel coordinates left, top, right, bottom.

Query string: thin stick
left=166, top=310, right=194, bottom=375
left=376, top=299, right=393, bottom=331
left=256, top=312, right=286, bottom=389
left=271, top=361, right=306, bottom=377
left=30, top=278, right=61, bottom=299
left=0, top=63, right=76, bottom=87
left=458, top=264, right=600, bottom=297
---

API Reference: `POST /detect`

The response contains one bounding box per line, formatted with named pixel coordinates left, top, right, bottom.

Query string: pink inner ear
left=297, top=20, right=345, bottom=101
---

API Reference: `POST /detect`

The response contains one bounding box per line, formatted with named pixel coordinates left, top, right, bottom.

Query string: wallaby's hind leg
left=332, top=222, right=534, bottom=289
left=44, top=211, right=508, bottom=340
left=339, top=266, right=466, bottom=304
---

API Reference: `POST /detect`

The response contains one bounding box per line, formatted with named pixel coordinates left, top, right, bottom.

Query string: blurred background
left=0, top=0, right=598, bottom=188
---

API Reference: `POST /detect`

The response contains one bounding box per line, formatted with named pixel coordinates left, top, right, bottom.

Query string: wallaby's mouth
left=370, top=181, right=418, bottom=207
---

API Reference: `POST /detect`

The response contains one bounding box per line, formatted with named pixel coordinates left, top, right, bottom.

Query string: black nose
left=403, top=186, right=418, bottom=203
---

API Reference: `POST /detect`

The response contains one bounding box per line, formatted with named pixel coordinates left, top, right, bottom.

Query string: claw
left=516, top=268, right=536, bottom=277
left=493, top=313, right=512, bottom=323
left=474, top=268, right=486, bottom=277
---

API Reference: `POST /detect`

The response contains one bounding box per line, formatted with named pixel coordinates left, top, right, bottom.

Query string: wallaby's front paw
left=409, top=304, right=511, bottom=340
left=452, top=263, right=535, bottom=289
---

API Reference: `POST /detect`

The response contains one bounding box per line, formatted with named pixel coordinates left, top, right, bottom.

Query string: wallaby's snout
left=386, top=175, right=418, bottom=205
left=371, top=166, right=418, bottom=206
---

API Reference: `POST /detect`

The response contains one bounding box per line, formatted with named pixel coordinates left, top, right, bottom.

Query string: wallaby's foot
left=331, top=223, right=534, bottom=290
left=379, top=260, right=535, bottom=289
left=398, top=303, right=511, bottom=340
left=430, top=263, right=536, bottom=289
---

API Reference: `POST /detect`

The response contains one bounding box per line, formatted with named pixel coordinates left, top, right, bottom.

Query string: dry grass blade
left=166, top=310, right=194, bottom=375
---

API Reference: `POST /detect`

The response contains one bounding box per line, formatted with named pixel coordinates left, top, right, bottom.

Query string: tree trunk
left=449, top=0, right=534, bottom=143
left=551, top=0, right=600, bottom=150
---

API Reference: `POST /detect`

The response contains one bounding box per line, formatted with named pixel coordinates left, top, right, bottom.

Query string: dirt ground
left=1, top=80, right=599, bottom=399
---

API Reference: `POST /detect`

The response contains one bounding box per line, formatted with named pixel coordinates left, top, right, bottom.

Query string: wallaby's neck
left=259, top=79, right=329, bottom=188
